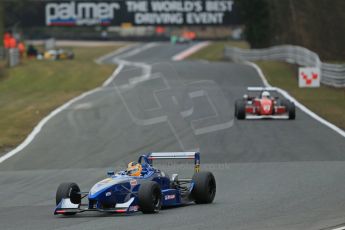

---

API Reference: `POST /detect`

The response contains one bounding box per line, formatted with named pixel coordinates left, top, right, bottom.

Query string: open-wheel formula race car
left=235, top=87, right=296, bottom=120
left=54, top=152, right=216, bottom=216
left=43, top=49, right=74, bottom=60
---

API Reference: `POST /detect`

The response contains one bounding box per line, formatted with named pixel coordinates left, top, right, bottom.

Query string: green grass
left=188, top=40, right=250, bottom=61
left=0, top=46, right=120, bottom=152
left=189, top=41, right=345, bottom=130
left=256, top=61, right=345, bottom=129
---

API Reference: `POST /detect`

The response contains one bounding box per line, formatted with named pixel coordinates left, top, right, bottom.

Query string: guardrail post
left=8, top=48, right=20, bottom=67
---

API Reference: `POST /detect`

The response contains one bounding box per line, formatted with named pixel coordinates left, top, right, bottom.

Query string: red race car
left=235, top=87, right=296, bottom=120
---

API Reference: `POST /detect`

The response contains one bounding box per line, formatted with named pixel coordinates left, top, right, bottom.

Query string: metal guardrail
left=224, top=45, right=345, bottom=88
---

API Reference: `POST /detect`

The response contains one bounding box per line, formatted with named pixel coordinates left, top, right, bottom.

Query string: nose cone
left=260, top=99, right=273, bottom=115
left=88, top=177, right=128, bottom=199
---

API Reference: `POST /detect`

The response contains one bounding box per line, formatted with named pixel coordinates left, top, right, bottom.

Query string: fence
left=224, top=45, right=345, bottom=88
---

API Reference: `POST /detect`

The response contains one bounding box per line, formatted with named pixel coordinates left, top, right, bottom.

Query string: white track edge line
left=172, top=41, right=210, bottom=61
left=331, top=227, right=345, bottom=230
left=102, top=64, right=125, bottom=87
left=245, top=61, right=345, bottom=138
left=0, top=42, right=162, bottom=163
left=94, top=44, right=138, bottom=64
left=0, top=48, right=127, bottom=164
left=0, top=87, right=101, bottom=163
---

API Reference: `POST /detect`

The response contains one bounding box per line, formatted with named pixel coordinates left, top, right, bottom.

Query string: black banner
left=45, top=0, right=239, bottom=26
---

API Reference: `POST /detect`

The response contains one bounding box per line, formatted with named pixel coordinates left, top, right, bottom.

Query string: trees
left=235, top=0, right=271, bottom=48
left=0, top=1, right=4, bottom=45
left=236, top=0, right=345, bottom=60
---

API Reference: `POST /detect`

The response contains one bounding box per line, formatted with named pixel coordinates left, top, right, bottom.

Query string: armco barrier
left=224, top=45, right=345, bottom=87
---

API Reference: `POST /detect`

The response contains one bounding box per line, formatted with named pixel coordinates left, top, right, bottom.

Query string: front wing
left=245, top=114, right=289, bottom=119
left=54, top=197, right=139, bottom=215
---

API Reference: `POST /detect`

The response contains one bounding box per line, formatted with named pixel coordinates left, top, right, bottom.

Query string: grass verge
left=188, top=40, right=250, bottom=61
left=188, top=41, right=345, bottom=130
left=0, top=46, right=119, bottom=153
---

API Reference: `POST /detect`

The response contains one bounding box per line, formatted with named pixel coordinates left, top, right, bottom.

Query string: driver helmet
left=127, top=162, right=142, bottom=177
left=261, top=91, right=270, bottom=98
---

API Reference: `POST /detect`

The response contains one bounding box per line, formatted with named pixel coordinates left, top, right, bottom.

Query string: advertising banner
left=45, top=0, right=238, bottom=26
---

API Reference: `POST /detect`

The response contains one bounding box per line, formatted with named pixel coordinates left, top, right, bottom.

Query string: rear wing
left=247, top=87, right=277, bottom=92
left=141, top=152, right=201, bottom=173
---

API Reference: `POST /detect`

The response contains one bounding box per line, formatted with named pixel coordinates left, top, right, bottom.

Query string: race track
left=1, top=42, right=345, bottom=230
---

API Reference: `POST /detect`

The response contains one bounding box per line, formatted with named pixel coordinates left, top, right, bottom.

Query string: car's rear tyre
left=192, top=171, right=216, bottom=204
left=235, top=99, right=246, bottom=120
left=56, top=182, right=81, bottom=216
left=138, top=181, right=162, bottom=214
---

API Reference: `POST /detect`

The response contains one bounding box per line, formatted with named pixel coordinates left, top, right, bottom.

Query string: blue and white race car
left=54, top=152, right=216, bottom=215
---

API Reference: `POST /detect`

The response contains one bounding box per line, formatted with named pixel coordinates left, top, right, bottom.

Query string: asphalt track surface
left=1, top=42, right=345, bottom=230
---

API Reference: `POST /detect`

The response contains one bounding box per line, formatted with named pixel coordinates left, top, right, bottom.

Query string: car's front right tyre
left=138, top=181, right=162, bottom=214
left=192, top=171, right=216, bottom=204
left=288, top=102, right=296, bottom=120
left=56, top=182, right=81, bottom=216
left=235, top=99, right=246, bottom=119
